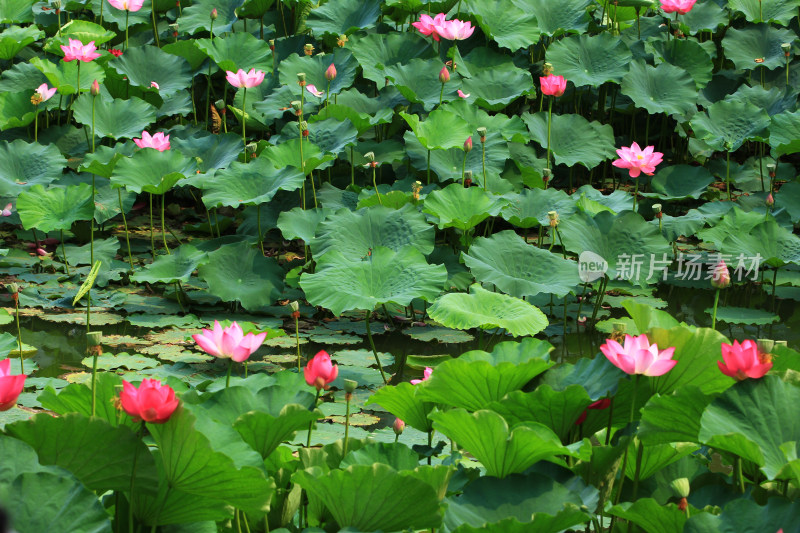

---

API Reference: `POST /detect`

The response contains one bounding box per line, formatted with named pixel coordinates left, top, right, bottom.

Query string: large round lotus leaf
left=559, top=210, right=672, bottom=287
left=463, top=231, right=580, bottom=298
left=293, top=464, right=441, bottom=532
left=72, top=93, right=157, bottom=140
left=400, top=109, right=473, bottom=151
left=442, top=99, right=530, bottom=143
left=728, top=0, right=800, bottom=25
left=110, top=148, right=195, bottom=194
left=522, top=112, right=616, bottom=169
left=769, top=110, right=800, bottom=155
left=0, top=0, right=35, bottom=22
left=501, top=187, right=577, bottom=229
left=365, top=382, right=436, bottom=433
left=699, top=375, right=800, bottom=480
left=311, top=204, right=434, bottom=260
left=515, top=0, right=592, bottom=35
left=237, top=0, right=275, bottom=18
left=423, top=183, right=507, bottom=231
left=130, top=244, right=207, bottom=284
left=310, top=102, right=388, bottom=135
left=680, top=0, right=728, bottom=33
left=383, top=58, right=465, bottom=111
left=87, top=0, right=150, bottom=25
left=170, top=131, right=242, bottom=172
left=649, top=39, right=714, bottom=89
left=299, top=246, right=447, bottom=315
left=428, top=283, right=548, bottom=337
left=348, top=32, right=436, bottom=85
left=195, top=32, right=272, bottom=73
left=29, top=56, right=105, bottom=96
left=259, top=138, right=335, bottom=174
left=201, top=158, right=305, bottom=208
left=44, top=20, right=116, bottom=56
left=684, top=497, right=799, bottom=533
left=161, top=41, right=210, bottom=72
left=276, top=207, right=333, bottom=243
left=724, top=85, right=796, bottom=117
left=278, top=48, right=357, bottom=96
left=197, top=241, right=284, bottom=310
left=306, top=0, right=381, bottom=35
left=16, top=184, right=93, bottom=232
left=234, top=404, right=324, bottom=460
left=460, top=62, right=535, bottom=112
left=0, top=63, right=48, bottom=93
left=470, top=0, right=540, bottom=51
left=275, top=117, right=358, bottom=156
left=489, top=385, right=592, bottom=441
left=639, top=165, right=715, bottom=200
left=177, top=0, right=243, bottom=35
left=546, top=33, right=632, bottom=87
left=404, top=130, right=509, bottom=185
left=696, top=206, right=765, bottom=248
left=621, top=60, right=697, bottom=117
left=110, top=45, right=192, bottom=96
left=722, top=23, right=797, bottom=70
left=0, top=140, right=67, bottom=197
left=690, top=100, right=770, bottom=152
left=0, top=90, right=37, bottom=130
left=720, top=219, right=800, bottom=268
left=79, top=144, right=135, bottom=178
left=0, top=25, right=43, bottom=60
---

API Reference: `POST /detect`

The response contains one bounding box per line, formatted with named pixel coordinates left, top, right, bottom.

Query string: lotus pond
left=1, top=0, right=800, bottom=531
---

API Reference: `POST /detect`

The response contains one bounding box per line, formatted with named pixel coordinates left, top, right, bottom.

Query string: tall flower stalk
left=539, top=72, right=566, bottom=176
left=226, top=68, right=266, bottom=158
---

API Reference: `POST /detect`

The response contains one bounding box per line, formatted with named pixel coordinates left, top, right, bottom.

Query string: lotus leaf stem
left=129, top=421, right=146, bottom=533
left=225, top=358, right=232, bottom=388
left=241, top=87, right=247, bottom=156
left=614, top=374, right=640, bottom=507
left=294, top=312, right=301, bottom=370
left=365, top=311, right=388, bottom=384
left=118, top=190, right=135, bottom=270
left=343, top=392, right=351, bottom=456
left=545, top=97, right=553, bottom=173
left=149, top=194, right=155, bottom=258
left=125, top=10, right=129, bottom=50
left=306, top=388, right=321, bottom=447
left=160, top=195, right=170, bottom=254
left=14, top=295, right=22, bottom=375
left=632, top=437, right=644, bottom=499
left=60, top=229, right=70, bottom=276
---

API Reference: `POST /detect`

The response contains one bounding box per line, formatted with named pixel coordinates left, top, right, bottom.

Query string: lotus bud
left=670, top=478, right=690, bottom=499
left=343, top=379, right=357, bottom=394
left=782, top=43, right=792, bottom=56
left=393, top=418, right=405, bottom=435
left=91, top=79, right=100, bottom=96
left=87, top=331, right=103, bottom=347
left=210, top=7, right=218, bottom=19
left=268, top=39, right=275, bottom=51
left=439, top=65, right=450, bottom=84
left=296, top=72, right=306, bottom=86
left=543, top=168, right=552, bottom=183
left=321, top=64, right=336, bottom=83
left=303, top=43, right=314, bottom=56
left=548, top=210, right=559, bottom=227
left=464, top=136, right=472, bottom=153
left=711, top=259, right=730, bottom=289
left=337, top=34, right=348, bottom=47
left=767, top=163, right=776, bottom=177
left=757, top=339, right=775, bottom=354
left=653, top=203, right=662, bottom=219
left=766, top=193, right=774, bottom=207
left=543, top=62, right=553, bottom=76
left=476, top=126, right=487, bottom=143
left=364, top=151, right=375, bottom=163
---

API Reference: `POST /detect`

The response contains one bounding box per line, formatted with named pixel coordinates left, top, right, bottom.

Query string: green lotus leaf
left=384, top=58, right=465, bottom=111
left=260, top=138, right=336, bottom=174
left=339, top=441, right=420, bottom=471
left=546, top=32, right=632, bottom=87
left=365, top=382, right=435, bottom=433
left=162, top=40, right=210, bottom=71
left=722, top=23, right=797, bottom=70
left=86, top=0, right=151, bottom=25
left=78, top=144, right=135, bottom=178
left=0, top=0, right=35, bottom=23
left=110, top=45, right=192, bottom=95
left=195, top=32, right=272, bottom=73
left=309, top=102, right=387, bottom=135
left=0, top=139, right=67, bottom=197
left=72, top=93, right=157, bottom=140
left=0, top=90, right=38, bottom=130
left=680, top=0, right=728, bottom=33
left=430, top=409, right=574, bottom=478
left=47, top=20, right=116, bottom=51
left=130, top=244, right=207, bottom=284
left=685, top=497, right=799, bottom=533
left=428, top=283, right=548, bottom=337
left=201, top=158, right=305, bottom=208
left=278, top=117, right=358, bottom=155
left=300, top=246, right=447, bottom=315
left=311, top=204, right=434, bottom=260
left=276, top=206, right=333, bottom=243
left=639, top=386, right=716, bottom=445
left=348, top=32, right=436, bottom=85
left=404, top=130, right=509, bottom=186
left=197, top=241, right=284, bottom=311
left=621, top=60, right=697, bottom=117
left=293, top=464, right=442, bottom=532
left=29, top=56, right=105, bottom=96
left=699, top=375, right=800, bottom=480
left=16, top=183, right=93, bottom=232
left=500, top=187, right=577, bottom=228
left=522, top=112, right=616, bottom=169
left=400, top=109, right=473, bottom=151
left=639, top=165, right=715, bottom=200
left=177, top=0, right=244, bottom=35
left=38, top=373, right=133, bottom=428
left=306, top=0, right=382, bottom=35
left=278, top=48, right=358, bottom=97
left=442, top=99, right=530, bottom=143
left=237, top=0, right=275, bottom=18
left=469, top=0, right=540, bottom=50
left=648, top=38, right=714, bottom=89
left=463, top=230, right=580, bottom=298
left=489, top=385, right=592, bottom=441
left=111, top=148, right=195, bottom=194
left=234, top=404, right=324, bottom=460
left=609, top=498, right=686, bottom=533
left=769, top=110, right=800, bottom=155
left=728, top=0, right=800, bottom=25
left=516, top=0, right=592, bottom=35
left=460, top=60, right=535, bottom=112
left=0, top=25, right=42, bottom=60
left=170, top=131, right=242, bottom=172
left=423, top=183, right=506, bottom=231
left=705, top=307, right=779, bottom=325
left=696, top=205, right=764, bottom=248
left=720, top=219, right=800, bottom=268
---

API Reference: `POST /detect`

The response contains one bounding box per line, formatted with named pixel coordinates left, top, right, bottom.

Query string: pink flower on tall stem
left=600, top=334, right=677, bottom=376
left=412, top=13, right=447, bottom=41
left=119, top=379, right=179, bottom=423
left=192, top=320, right=267, bottom=363
left=304, top=350, right=338, bottom=390
left=436, top=19, right=475, bottom=41
left=612, top=142, right=663, bottom=178
left=225, top=68, right=266, bottom=88
left=35, top=84, right=57, bottom=102
left=661, top=0, right=696, bottom=15
left=0, top=358, right=25, bottom=412
left=133, top=131, right=170, bottom=151
left=410, top=366, right=432, bottom=385
left=108, top=0, right=144, bottom=11
left=60, top=39, right=101, bottom=62
left=540, top=75, right=567, bottom=97
left=718, top=340, right=772, bottom=381
left=325, top=63, right=337, bottom=81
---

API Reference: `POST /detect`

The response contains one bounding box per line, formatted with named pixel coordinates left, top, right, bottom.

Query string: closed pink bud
left=711, top=259, right=730, bottom=289
left=325, top=63, right=337, bottom=81
left=90, top=79, right=100, bottom=96
left=210, top=7, right=218, bottom=19
left=464, top=136, right=472, bottom=153
left=766, top=193, right=774, bottom=207
left=439, top=65, right=450, bottom=84
left=393, top=418, right=405, bottom=435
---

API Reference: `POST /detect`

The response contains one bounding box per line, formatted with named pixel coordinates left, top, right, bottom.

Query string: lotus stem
left=311, top=171, right=318, bottom=208
left=545, top=97, right=553, bottom=171
left=60, top=229, right=70, bottom=276
left=225, top=358, right=232, bottom=388
left=481, top=139, right=487, bottom=192
left=241, top=87, right=247, bottom=157
left=711, top=288, right=721, bottom=329
left=364, top=311, right=388, bottom=384
left=149, top=193, right=155, bottom=259
left=125, top=10, right=129, bottom=50
left=633, top=178, right=639, bottom=212
left=129, top=421, right=145, bottom=532
left=118, top=190, right=135, bottom=271
left=343, top=392, right=351, bottom=456
left=426, top=149, right=431, bottom=185
left=57, top=7, right=62, bottom=35
left=257, top=205, right=265, bottom=255
left=325, top=80, right=330, bottom=118
left=614, top=374, right=640, bottom=506
left=306, top=389, right=321, bottom=447
left=632, top=437, right=644, bottom=499
left=726, top=150, right=731, bottom=201
left=151, top=2, right=160, bottom=47
left=33, top=107, right=38, bottom=143
left=90, top=341, right=98, bottom=415
left=160, top=195, right=170, bottom=254
left=14, top=295, right=22, bottom=375
left=734, top=456, right=745, bottom=492
left=294, top=314, right=301, bottom=371
left=604, top=396, right=614, bottom=445
left=350, top=146, right=355, bottom=187
left=372, top=165, right=382, bottom=205
left=438, top=82, right=445, bottom=108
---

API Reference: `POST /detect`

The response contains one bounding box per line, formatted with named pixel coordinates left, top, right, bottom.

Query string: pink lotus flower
left=120, top=379, right=179, bottom=423
left=410, top=366, right=432, bottom=385
left=457, top=90, right=470, bottom=98
left=108, top=0, right=145, bottom=11
left=718, top=340, right=772, bottom=381
left=540, top=75, right=567, bottom=97
left=439, top=65, right=450, bottom=84
left=612, top=142, right=663, bottom=178
left=192, top=320, right=267, bottom=363
left=150, top=81, right=160, bottom=90
left=600, top=334, right=677, bottom=376
left=711, top=259, right=730, bottom=289
left=133, top=131, right=170, bottom=151
left=436, top=19, right=475, bottom=41
left=393, top=418, right=405, bottom=434
left=0, top=358, right=25, bottom=411
left=304, top=350, right=338, bottom=390
left=35, top=83, right=57, bottom=102
left=61, top=38, right=101, bottom=62
left=1, top=203, right=12, bottom=216
left=225, top=68, right=266, bottom=88
left=661, top=0, right=696, bottom=14
left=306, top=84, right=324, bottom=97
left=325, top=63, right=337, bottom=81
left=575, top=398, right=612, bottom=425
left=412, top=12, right=447, bottom=41
left=464, top=136, right=472, bottom=152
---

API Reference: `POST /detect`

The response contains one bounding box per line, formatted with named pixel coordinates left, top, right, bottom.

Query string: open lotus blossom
left=457, top=90, right=470, bottom=98
left=412, top=12, right=447, bottom=41
left=133, top=131, right=170, bottom=151
left=1, top=203, right=12, bottom=216
left=600, top=334, right=677, bottom=376
left=108, top=0, right=145, bottom=11
left=61, top=38, right=101, bottom=62
left=540, top=75, right=567, bottom=97
left=306, top=84, right=324, bottom=97
left=192, top=320, right=267, bottom=363
left=612, top=142, right=663, bottom=178
left=35, top=83, right=57, bottom=102
left=120, top=379, right=179, bottom=423
left=436, top=18, right=475, bottom=41
left=575, top=398, right=612, bottom=425
left=304, top=350, right=338, bottom=390
left=718, top=339, right=772, bottom=381
left=0, top=358, right=25, bottom=412
left=410, top=366, right=433, bottom=385
left=660, top=0, right=696, bottom=15
left=225, top=68, right=266, bottom=88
